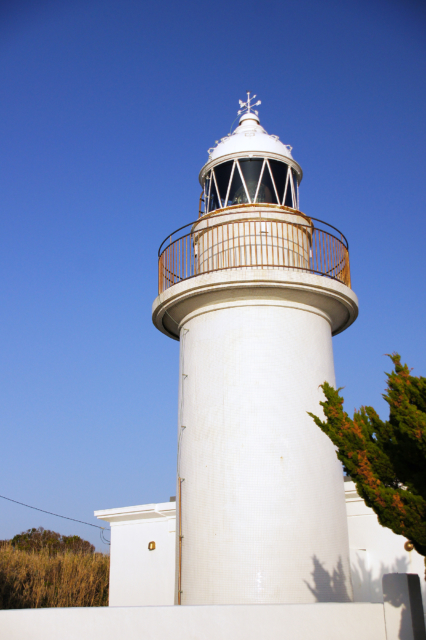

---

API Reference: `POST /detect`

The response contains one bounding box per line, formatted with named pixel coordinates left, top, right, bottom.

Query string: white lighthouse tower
left=152, top=94, right=359, bottom=606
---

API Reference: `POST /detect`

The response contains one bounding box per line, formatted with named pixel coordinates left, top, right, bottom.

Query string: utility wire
left=0, top=494, right=107, bottom=531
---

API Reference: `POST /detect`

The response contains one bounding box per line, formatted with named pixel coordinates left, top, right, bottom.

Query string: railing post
left=157, top=211, right=351, bottom=293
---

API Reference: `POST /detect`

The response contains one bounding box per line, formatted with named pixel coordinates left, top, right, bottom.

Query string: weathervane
left=238, top=91, right=261, bottom=116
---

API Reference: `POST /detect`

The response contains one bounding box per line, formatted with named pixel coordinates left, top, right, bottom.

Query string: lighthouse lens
left=255, top=160, right=276, bottom=204
left=226, top=163, right=245, bottom=206
left=239, top=159, right=264, bottom=202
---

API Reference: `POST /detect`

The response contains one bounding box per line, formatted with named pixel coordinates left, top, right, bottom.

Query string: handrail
left=157, top=207, right=351, bottom=294
left=158, top=206, right=348, bottom=257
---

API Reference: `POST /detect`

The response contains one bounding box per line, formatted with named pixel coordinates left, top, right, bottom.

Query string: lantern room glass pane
left=227, top=163, right=246, bottom=205
left=269, top=160, right=288, bottom=204
left=239, top=159, right=264, bottom=203
left=255, top=161, right=277, bottom=204
left=284, top=171, right=294, bottom=208
left=205, top=158, right=299, bottom=211
left=214, top=161, right=234, bottom=207
left=292, top=169, right=299, bottom=208
left=208, top=173, right=220, bottom=212
left=204, top=176, right=211, bottom=214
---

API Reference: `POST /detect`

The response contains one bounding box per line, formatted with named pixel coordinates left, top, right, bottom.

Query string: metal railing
left=158, top=209, right=351, bottom=294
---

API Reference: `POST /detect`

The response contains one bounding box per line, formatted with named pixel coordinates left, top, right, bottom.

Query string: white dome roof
left=208, top=113, right=294, bottom=163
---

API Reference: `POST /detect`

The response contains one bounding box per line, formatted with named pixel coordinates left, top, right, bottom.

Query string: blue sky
left=0, top=0, right=425, bottom=550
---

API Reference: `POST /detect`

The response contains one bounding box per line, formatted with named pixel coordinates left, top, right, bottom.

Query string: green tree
left=11, top=527, right=95, bottom=555
left=309, top=354, right=426, bottom=556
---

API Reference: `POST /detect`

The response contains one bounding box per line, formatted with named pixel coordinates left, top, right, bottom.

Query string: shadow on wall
left=351, top=554, right=409, bottom=602
left=382, top=573, right=426, bottom=640
left=382, top=576, right=410, bottom=640
left=305, top=556, right=352, bottom=602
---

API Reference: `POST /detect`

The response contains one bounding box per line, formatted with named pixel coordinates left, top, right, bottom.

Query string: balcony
left=158, top=206, right=351, bottom=295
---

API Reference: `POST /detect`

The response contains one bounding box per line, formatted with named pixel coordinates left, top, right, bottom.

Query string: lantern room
left=199, top=98, right=303, bottom=215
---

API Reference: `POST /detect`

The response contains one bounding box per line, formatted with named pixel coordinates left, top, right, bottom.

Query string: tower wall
left=176, top=300, right=353, bottom=605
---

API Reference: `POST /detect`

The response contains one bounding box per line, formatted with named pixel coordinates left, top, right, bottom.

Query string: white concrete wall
left=0, top=602, right=387, bottom=640
left=95, top=503, right=176, bottom=606
left=345, top=480, right=426, bottom=612
left=177, top=302, right=352, bottom=605
left=95, top=485, right=426, bottom=613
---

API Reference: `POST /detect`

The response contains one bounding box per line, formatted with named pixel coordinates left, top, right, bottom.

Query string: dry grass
left=0, top=543, right=109, bottom=609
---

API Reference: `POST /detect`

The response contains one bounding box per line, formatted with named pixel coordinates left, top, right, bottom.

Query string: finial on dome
left=237, top=91, right=261, bottom=117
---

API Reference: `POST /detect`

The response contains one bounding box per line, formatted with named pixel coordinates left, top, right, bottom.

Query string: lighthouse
left=152, top=94, right=359, bottom=606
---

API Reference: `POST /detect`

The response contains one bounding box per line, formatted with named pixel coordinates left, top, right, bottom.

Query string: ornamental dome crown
left=208, top=111, right=295, bottom=164
left=199, top=94, right=303, bottom=215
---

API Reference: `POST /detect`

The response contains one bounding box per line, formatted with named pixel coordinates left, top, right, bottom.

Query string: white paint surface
left=95, top=503, right=175, bottom=606
left=151, top=199, right=359, bottom=605
left=345, top=481, right=426, bottom=611
left=208, top=116, right=294, bottom=162
left=176, top=300, right=352, bottom=604
left=152, top=268, right=359, bottom=341
left=96, top=485, right=426, bottom=612
left=0, top=602, right=387, bottom=640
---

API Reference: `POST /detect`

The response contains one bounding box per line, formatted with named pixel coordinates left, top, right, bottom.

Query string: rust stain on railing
left=158, top=210, right=351, bottom=294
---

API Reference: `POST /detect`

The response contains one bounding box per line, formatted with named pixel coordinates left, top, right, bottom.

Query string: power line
left=0, top=494, right=107, bottom=532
